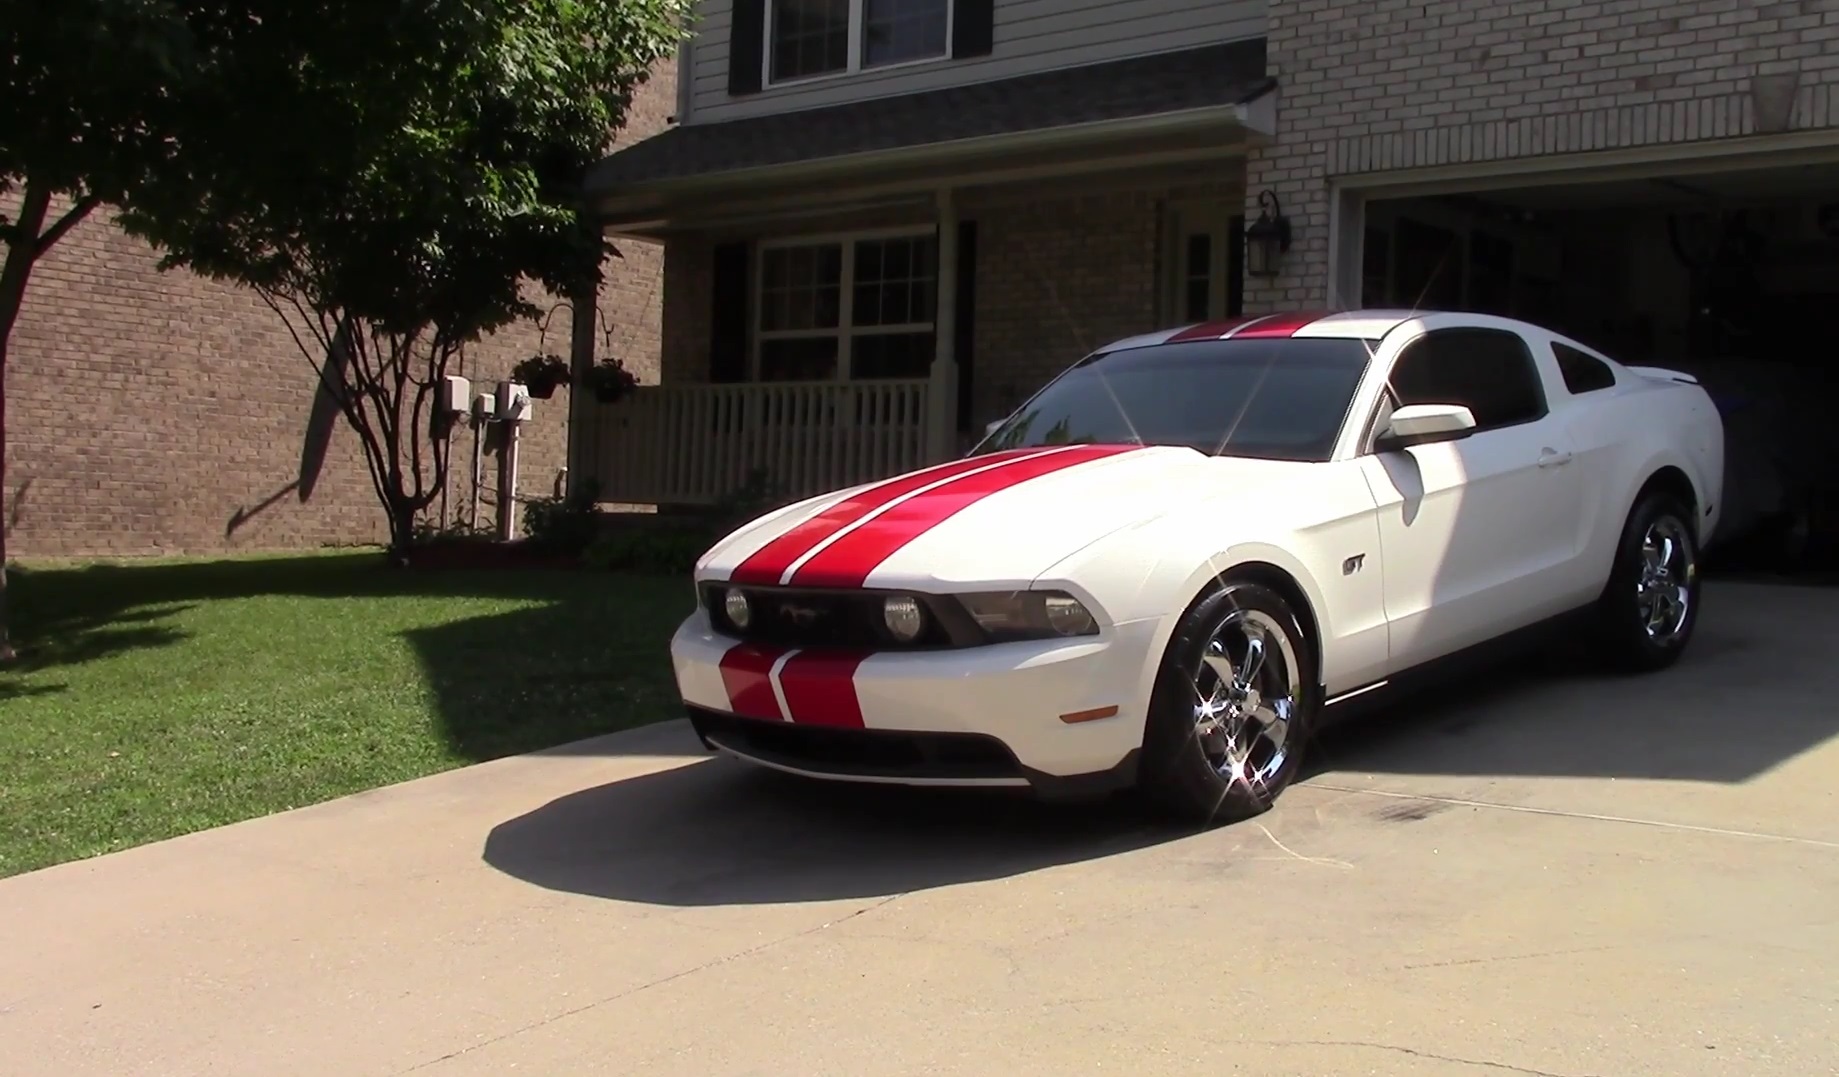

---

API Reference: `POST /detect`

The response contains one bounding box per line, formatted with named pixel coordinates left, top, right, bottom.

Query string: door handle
left=1537, top=448, right=1574, bottom=468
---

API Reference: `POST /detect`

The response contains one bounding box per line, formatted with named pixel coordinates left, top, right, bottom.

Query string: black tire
left=1595, top=491, right=1703, bottom=673
left=1138, top=578, right=1320, bottom=826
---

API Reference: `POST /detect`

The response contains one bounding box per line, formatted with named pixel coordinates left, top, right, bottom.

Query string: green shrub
left=522, top=477, right=601, bottom=555
left=412, top=518, right=495, bottom=546
left=581, top=526, right=716, bottom=575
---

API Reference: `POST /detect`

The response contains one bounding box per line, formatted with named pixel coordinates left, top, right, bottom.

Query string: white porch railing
left=593, top=379, right=932, bottom=506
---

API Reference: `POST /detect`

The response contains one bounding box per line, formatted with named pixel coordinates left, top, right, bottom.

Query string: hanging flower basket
left=510, top=353, right=571, bottom=399
left=587, top=357, right=640, bottom=404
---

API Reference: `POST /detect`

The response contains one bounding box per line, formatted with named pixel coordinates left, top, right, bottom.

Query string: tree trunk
left=386, top=496, right=417, bottom=568
left=0, top=330, right=13, bottom=664
left=0, top=185, right=55, bottom=664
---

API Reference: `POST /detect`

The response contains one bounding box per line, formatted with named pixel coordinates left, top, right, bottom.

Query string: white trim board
left=1331, top=129, right=1839, bottom=201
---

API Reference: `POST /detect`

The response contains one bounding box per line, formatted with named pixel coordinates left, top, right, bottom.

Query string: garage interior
left=1362, top=160, right=1839, bottom=579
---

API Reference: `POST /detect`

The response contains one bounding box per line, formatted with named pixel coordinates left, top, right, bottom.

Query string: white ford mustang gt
left=670, top=309, right=1725, bottom=823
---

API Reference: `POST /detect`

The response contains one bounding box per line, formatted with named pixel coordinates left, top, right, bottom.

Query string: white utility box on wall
left=495, top=381, right=533, bottom=422
left=438, top=374, right=472, bottom=415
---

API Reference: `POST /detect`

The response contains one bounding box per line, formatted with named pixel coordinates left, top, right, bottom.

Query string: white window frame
left=761, top=0, right=955, bottom=89
left=753, top=225, right=940, bottom=382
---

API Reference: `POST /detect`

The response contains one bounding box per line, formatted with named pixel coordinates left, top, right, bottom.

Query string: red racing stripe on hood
left=786, top=444, right=1143, bottom=588
left=777, top=649, right=872, bottom=728
left=718, top=643, right=786, bottom=720
left=727, top=448, right=1043, bottom=585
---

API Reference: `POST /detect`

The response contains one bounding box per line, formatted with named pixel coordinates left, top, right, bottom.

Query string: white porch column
left=926, top=188, right=960, bottom=463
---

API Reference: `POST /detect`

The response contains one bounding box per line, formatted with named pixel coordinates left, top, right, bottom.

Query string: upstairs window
left=863, top=0, right=950, bottom=66
left=768, top=0, right=951, bottom=84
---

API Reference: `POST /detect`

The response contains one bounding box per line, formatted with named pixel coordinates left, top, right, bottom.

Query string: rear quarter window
left=1553, top=342, right=1618, bottom=394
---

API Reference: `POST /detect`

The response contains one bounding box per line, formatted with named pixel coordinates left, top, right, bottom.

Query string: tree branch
left=34, top=195, right=103, bottom=257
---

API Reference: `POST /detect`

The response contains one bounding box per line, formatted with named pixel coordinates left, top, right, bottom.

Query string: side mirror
left=985, top=418, right=1006, bottom=436
left=1374, top=403, right=1477, bottom=453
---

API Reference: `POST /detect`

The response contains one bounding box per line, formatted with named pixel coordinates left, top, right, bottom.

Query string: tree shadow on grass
left=4, top=601, right=195, bottom=674
left=4, top=553, right=693, bottom=763
left=401, top=595, right=687, bottom=762
left=0, top=680, right=65, bottom=701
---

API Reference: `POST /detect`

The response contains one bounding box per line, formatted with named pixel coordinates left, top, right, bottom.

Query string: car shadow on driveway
left=485, top=582, right=1839, bottom=907
left=482, top=756, right=1168, bottom=906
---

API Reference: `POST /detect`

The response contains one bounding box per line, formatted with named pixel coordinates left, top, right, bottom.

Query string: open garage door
left=1360, top=161, right=1839, bottom=578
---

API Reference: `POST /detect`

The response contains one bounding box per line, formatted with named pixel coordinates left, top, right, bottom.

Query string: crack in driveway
left=1250, top=1039, right=1600, bottom=1077
left=1309, top=784, right=1839, bottom=850
left=396, top=893, right=907, bottom=1073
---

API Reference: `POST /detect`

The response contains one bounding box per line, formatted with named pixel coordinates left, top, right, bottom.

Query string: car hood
left=699, top=444, right=1312, bottom=591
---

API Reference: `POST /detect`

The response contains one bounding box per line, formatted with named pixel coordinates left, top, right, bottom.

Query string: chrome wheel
left=1636, top=515, right=1695, bottom=642
left=1191, top=608, right=1300, bottom=789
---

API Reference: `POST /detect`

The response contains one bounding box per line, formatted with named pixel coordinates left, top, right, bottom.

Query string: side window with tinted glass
left=1385, top=328, right=1548, bottom=433
left=1552, top=342, right=1617, bottom=394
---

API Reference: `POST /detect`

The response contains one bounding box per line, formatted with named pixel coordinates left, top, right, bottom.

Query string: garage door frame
left=1324, top=129, right=1839, bottom=310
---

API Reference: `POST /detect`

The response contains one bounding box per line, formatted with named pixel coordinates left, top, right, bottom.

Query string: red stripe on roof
left=1165, top=315, right=1266, bottom=343
left=1230, top=310, right=1337, bottom=339
left=727, top=449, right=1041, bottom=585
left=787, top=444, right=1142, bottom=589
left=718, top=643, right=786, bottom=720
left=777, top=649, right=872, bottom=728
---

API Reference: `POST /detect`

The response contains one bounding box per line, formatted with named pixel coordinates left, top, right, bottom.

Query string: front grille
left=689, top=709, right=1023, bottom=781
left=701, top=583, right=984, bottom=649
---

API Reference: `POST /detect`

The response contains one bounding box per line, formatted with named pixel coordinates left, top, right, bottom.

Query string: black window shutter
left=709, top=242, right=750, bottom=383
left=953, top=220, right=977, bottom=432
left=728, top=0, right=766, bottom=96
left=952, top=0, right=994, bottom=59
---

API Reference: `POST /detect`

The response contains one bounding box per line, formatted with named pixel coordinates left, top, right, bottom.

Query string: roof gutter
left=588, top=81, right=1277, bottom=219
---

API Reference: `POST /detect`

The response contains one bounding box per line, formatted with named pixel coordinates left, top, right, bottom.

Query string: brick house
left=577, top=0, right=1839, bottom=549
left=3, top=64, right=678, bottom=558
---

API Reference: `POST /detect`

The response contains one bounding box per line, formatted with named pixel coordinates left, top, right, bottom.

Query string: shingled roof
left=586, top=37, right=1271, bottom=191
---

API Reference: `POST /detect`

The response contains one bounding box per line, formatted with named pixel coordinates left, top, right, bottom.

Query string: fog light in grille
left=723, top=588, right=752, bottom=629
left=882, top=595, right=925, bottom=642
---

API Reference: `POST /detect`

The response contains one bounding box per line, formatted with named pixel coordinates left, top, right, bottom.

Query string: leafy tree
left=1, top=1, right=686, bottom=661
left=0, top=1, right=198, bottom=662
left=122, top=0, right=689, bottom=563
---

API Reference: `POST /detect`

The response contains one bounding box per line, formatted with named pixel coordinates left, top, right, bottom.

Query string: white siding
left=684, top=0, right=1266, bottom=124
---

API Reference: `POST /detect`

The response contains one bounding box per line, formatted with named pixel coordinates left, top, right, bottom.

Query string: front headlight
left=882, top=594, right=926, bottom=642
left=957, top=590, right=1099, bottom=642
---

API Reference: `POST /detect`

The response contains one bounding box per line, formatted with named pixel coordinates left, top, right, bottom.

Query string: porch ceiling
left=587, top=38, right=1273, bottom=233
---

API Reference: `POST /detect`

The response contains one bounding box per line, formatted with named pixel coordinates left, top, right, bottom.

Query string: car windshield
left=973, top=336, right=1376, bottom=462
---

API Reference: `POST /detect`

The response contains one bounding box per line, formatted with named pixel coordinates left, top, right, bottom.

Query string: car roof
left=1099, top=309, right=1529, bottom=353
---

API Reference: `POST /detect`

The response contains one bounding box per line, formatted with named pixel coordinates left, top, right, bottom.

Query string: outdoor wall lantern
left=1244, top=189, right=1293, bottom=279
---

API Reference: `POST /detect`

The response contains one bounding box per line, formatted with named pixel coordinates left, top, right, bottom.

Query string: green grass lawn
left=0, top=550, right=694, bottom=878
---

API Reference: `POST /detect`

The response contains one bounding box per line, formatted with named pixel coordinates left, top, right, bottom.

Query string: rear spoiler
left=1625, top=365, right=1700, bottom=386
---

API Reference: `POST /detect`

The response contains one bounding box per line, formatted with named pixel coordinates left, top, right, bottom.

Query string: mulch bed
left=400, top=540, right=582, bottom=572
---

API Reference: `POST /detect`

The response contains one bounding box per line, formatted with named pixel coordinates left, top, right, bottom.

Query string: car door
left=1356, top=326, right=1586, bottom=671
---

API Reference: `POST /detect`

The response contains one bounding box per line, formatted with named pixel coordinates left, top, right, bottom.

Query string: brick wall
left=4, top=60, right=673, bottom=558
left=968, top=189, right=1163, bottom=426
left=1246, top=0, right=1839, bottom=310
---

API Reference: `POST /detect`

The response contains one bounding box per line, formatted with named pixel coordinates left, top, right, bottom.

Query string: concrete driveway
left=3, top=582, right=1837, bottom=1077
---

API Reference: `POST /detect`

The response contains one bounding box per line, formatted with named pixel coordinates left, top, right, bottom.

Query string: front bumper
left=670, top=612, right=1161, bottom=793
